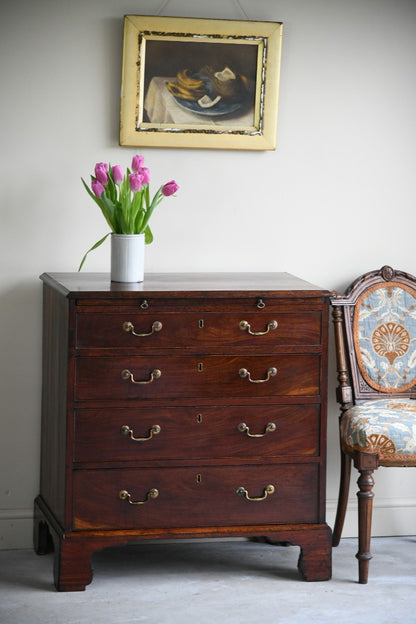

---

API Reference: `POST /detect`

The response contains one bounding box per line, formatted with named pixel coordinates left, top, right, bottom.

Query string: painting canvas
left=120, top=16, right=283, bottom=150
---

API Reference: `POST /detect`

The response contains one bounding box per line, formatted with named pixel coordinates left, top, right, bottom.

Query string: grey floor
left=0, top=537, right=415, bottom=624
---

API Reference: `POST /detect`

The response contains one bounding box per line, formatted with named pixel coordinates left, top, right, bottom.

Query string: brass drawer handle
left=119, top=488, right=159, bottom=505
left=121, top=369, right=162, bottom=385
left=123, top=320, right=162, bottom=337
left=239, top=320, right=278, bottom=335
left=237, top=422, right=277, bottom=438
left=121, top=424, right=161, bottom=442
left=236, top=484, right=275, bottom=502
left=238, top=367, right=277, bottom=383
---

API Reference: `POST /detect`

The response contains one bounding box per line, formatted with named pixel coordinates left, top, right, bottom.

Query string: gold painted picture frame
left=120, top=15, right=283, bottom=150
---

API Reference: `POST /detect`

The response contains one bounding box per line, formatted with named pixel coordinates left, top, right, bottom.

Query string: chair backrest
left=331, top=265, right=416, bottom=405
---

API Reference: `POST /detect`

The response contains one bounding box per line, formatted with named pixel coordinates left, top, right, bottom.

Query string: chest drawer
left=73, top=404, right=320, bottom=463
left=75, top=355, right=322, bottom=400
left=75, top=311, right=322, bottom=350
left=72, top=464, right=320, bottom=530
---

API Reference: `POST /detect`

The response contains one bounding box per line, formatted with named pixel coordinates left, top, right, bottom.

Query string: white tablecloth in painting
left=143, top=76, right=254, bottom=127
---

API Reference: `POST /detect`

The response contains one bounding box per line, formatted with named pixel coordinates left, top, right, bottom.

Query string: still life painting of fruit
left=142, top=39, right=257, bottom=125
left=167, top=66, right=250, bottom=116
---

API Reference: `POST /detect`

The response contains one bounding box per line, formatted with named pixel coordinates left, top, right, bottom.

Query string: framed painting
left=120, top=15, right=283, bottom=150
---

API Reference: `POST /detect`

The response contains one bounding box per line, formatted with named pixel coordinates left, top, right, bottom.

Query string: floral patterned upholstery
left=341, top=398, right=416, bottom=465
left=354, top=284, right=416, bottom=392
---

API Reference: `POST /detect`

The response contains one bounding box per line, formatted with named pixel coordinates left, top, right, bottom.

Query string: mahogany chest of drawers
left=34, top=272, right=332, bottom=590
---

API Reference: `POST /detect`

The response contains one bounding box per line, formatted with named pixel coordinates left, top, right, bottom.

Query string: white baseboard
left=1, top=500, right=415, bottom=550
left=326, top=497, right=416, bottom=538
left=0, top=508, right=34, bottom=550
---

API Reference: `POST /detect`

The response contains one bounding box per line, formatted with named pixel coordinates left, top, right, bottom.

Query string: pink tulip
left=129, top=173, right=144, bottom=192
left=140, top=167, right=150, bottom=185
left=161, top=180, right=179, bottom=197
left=92, top=179, right=105, bottom=198
left=94, top=162, right=108, bottom=185
left=112, top=165, right=123, bottom=184
left=131, top=155, right=145, bottom=173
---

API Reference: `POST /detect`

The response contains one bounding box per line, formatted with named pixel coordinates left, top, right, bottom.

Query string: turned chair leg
left=356, top=469, right=375, bottom=584
left=332, top=449, right=352, bottom=546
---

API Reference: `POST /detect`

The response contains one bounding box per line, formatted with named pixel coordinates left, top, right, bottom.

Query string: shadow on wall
left=0, top=280, right=43, bottom=505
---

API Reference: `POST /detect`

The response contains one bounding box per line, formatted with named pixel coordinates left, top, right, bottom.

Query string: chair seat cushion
left=341, top=398, right=416, bottom=465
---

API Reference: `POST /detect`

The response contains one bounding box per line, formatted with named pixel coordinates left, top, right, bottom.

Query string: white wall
left=1, top=0, right=416, bottom=549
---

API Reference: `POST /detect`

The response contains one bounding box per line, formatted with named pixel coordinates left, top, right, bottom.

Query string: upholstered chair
left=331, top=265, right=416, bottom=583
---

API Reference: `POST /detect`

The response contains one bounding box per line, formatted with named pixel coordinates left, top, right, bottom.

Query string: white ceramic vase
left=110, top=233, right=145, bottom=283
